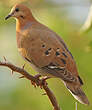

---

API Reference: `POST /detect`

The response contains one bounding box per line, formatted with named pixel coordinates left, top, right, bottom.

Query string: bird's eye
left=15, top=8, right=19, bottom=12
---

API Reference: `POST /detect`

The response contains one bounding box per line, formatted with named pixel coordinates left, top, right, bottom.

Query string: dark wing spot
left=57, top=48, right=60, bottom=50
left=62, top=52, right=67, bottom=58
left=48, top=48, right=52, bottom=51
left=45, top=50, right=49, bottom=55
left=56, top=51, right=60, bottom=56
left=42, top=44, right=45, bottom=48
left=61, top=58, right=66, bottom=64
left=44, top=48, right=52, bottom=56
left=78, top=76, right=83, bottom=85
left=20, top=15, right=25, bottom=19
left=58, top=39, right=74, bottom=59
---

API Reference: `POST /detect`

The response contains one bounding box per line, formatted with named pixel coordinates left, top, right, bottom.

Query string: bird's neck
left=16, top=16, right=36, bottom=32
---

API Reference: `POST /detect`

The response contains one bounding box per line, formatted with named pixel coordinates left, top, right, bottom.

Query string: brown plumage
left=5, top=4, right=89, bottom=105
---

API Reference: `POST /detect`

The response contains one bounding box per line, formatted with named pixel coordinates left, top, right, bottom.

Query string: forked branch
left=0, top=58, right=61, bottom=110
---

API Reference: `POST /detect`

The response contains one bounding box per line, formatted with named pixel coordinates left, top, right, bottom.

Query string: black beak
left=5, top=14, right=12, bottom=20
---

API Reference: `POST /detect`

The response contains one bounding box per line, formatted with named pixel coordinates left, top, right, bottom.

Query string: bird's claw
left=34, top=74, right=41, bottom=79
left=31, top=74, right=41, bottom=88
left=39, top=78, right=48, bottom=89
left=31, top=75, right=49, bottom=88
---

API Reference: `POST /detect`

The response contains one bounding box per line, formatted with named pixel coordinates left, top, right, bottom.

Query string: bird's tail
left=65, top=82, right=89, bottom=105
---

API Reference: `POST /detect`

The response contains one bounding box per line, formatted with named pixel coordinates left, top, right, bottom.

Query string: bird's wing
left=21, top=23, right=82, bottom=84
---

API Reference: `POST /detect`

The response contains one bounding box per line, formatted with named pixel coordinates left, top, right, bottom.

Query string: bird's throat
left=16, top=19, right=26, bottom=32
left=16, top=16, right=36, bottom=32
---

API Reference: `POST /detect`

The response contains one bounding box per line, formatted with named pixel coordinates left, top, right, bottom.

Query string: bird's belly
left=25, top=59, right=54, bottom=77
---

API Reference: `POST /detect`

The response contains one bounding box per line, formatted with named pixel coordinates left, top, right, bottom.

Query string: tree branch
left=0, top=59, right=61, bottom=110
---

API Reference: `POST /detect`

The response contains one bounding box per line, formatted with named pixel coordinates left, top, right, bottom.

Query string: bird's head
left=5, top=4, right=33, bottom=20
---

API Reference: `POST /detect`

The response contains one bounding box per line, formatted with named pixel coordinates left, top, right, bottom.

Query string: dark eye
left=15, top=8, right=19, bottom=12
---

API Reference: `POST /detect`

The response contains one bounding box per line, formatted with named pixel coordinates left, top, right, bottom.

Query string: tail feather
left=65, top=82, right=89, bottom=105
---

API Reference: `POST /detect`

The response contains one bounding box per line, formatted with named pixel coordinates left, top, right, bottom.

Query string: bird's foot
left=38, top=76, right=50, bottom=89
left=31, top=74, right=41, bottom=88
left=31, top=75, right=50, bottom=88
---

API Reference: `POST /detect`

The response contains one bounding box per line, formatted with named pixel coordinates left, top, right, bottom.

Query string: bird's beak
left=5, top=12, right=14, bottom=20
left=5, top=14, right=12, bottom=20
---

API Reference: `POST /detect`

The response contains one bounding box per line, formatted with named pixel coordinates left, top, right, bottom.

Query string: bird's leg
left=31, top=73, right=41, bottom=88
left=31, top=74, right=50, bottom=88
left=42, top=76, right=50, bottom=81
left=39, top=76, right=50, bottom=89
left=34, top=74, right=41, bottom=79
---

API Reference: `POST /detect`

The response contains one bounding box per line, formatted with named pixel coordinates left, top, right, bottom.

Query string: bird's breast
left=16, top=31, right=55, bottom=67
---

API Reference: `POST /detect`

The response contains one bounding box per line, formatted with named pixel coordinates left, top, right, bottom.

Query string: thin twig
left=0, top=60, right=61, bottom=110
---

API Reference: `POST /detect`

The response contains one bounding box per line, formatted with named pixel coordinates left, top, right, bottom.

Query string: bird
left=5, top=4, right=89, bottom=105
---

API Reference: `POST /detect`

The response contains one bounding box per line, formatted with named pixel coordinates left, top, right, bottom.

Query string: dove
left=5, top=4, right=89, bottom=105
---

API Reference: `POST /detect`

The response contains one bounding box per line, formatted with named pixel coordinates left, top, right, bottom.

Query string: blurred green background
left=0, top=0, right=92, bottom=110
